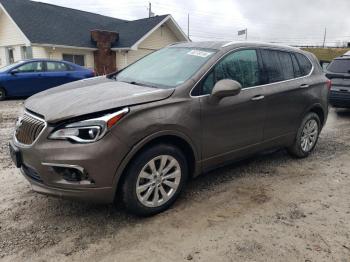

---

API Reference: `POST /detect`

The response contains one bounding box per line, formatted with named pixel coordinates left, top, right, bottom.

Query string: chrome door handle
left=300, top=84, right=309, bottom=88
left=251, top=95, right=265, bottom=101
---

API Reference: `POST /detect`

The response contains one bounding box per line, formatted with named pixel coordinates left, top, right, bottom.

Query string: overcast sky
left=35, top=0, right=350, bottom=46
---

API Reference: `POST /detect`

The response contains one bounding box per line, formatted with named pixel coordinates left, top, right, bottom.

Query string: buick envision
left=10, top=42, right=329, bottom=216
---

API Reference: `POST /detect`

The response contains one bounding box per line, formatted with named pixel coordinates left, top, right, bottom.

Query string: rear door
left=41, top=61, right=75, bottom=91
left=5, top=61, right=45, bottom=96
left=260, top=49, right=315, bottom=142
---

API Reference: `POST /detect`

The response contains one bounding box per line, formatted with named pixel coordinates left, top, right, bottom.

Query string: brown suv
left=9, top=41, right=329, bottom=216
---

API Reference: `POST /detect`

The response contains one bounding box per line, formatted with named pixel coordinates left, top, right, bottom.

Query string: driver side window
left=202, top=49, right=260, bottom=95
left=16, top=62, right=44, bottom=73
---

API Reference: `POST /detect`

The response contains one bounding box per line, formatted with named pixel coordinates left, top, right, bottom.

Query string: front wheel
left=121, top=144, right=188, bottom=216
left=287, top=112, right=321, bottom=158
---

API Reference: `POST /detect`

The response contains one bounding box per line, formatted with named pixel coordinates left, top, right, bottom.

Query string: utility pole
left=322, top=27, right=327, bottom=48
left=246, top=28, right=248, bottom=41
left=187, top=13, right=190, bottom=39
left=148, top=2, right=152, bottom=18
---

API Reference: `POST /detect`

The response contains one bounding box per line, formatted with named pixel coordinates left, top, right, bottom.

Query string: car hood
left=25, top=76, right=175, bottom=123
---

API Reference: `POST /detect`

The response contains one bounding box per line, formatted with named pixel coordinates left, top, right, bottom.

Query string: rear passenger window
left=291, top=54, right=302, bottom=77
left=202, top=49, right=260, bottom=95
left=277, top=52, right=294, bottom=80
left=295, top=53, right=312, bottom=76
left=46, top=62, right=69, bottom=72
left=260, top=50, right=294, bottom=83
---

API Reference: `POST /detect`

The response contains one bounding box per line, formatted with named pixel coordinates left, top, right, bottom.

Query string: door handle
left=300, top=84, right=309, bottom=88
left=251, top=95, right=265, bottom=101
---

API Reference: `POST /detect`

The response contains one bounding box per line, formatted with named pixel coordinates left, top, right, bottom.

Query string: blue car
left=0, top=59, right=95, bottom=100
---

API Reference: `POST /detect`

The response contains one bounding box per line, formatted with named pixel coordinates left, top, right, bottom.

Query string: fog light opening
left=53, top=166, right=84, bottom=182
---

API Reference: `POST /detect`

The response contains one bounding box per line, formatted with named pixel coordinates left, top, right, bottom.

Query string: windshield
left=0, top=61, right=23, bottom=73
left=327, top=59, right=350, bottom=74
left=114, top=47, right=216, bottom=88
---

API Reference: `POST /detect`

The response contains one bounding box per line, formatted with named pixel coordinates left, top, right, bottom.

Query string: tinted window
left=202, top=49, right=260, bottom=95
left=278, top=52, right=294, bottom=80
left=291, top=54, right=302, bottom=77
left=327, top=59, right=350, bottom=73
left=16, top=62, right=43, bottom=73
left=295, top=53, right=312, bottom=76
left=46, top=62, right=69, bottom=72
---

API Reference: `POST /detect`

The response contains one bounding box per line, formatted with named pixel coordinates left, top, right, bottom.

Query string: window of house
left=46, top=61, right=69, bottom=71
left=62, top=54, right=85, bottom=66
left=6, top=48, right=15, bottom=64
left=202, top=49, right=260, bottom=95
left=21, top=46, right=33, bottom=59
left=16, top=62, right=44, bottom=73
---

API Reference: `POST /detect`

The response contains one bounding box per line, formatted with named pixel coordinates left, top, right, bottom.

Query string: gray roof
left=0, top=0, right=169, bottom=48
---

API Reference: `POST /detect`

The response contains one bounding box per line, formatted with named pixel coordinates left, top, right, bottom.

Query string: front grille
left=15, top=112, right=46, bottom=145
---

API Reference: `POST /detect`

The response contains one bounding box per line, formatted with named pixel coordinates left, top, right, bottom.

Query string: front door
left=6, top=61, right=45, bottom=96
left=199, top=49, right=266, bottom=170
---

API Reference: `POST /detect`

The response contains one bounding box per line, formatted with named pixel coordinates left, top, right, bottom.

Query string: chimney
left=91, top=30, right=119, bottom=75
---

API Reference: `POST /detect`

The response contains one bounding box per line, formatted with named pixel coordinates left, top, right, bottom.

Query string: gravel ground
left=0, top=100, right=350, bottom=262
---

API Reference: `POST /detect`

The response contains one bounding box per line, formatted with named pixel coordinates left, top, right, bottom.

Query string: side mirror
left=211, top=79, right=242, bottom=100
left=10, top=69, right=19, bottom=75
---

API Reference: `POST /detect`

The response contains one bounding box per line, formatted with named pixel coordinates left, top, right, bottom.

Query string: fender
left=111, top=129, right=201, bottom=192
left=299, top=102, right=327, bottom=128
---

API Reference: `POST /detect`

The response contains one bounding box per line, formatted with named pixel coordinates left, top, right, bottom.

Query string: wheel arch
left=112, top=130, right=200, bottom=199
left=302, top=103, right=327, bottom=127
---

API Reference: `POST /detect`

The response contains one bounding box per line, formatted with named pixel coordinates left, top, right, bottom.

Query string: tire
left=0, top=87, right=6, bottom=101
left=121, top=144, right=188, bottom=216
left=287, top=112, right=321, bottom=158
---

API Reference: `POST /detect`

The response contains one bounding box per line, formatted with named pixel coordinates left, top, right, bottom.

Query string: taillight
left=326, top=79, right=332, bottom=90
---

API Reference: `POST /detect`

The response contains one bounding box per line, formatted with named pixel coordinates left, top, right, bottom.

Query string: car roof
left=170, top=41, right=302, bottom=53
left=19, top=59, right=75, bottom=64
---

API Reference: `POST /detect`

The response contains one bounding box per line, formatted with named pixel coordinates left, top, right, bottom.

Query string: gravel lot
left=0, top=100, right=350, bottom=262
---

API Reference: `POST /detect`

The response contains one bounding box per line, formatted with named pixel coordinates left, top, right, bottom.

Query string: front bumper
left=329, top=90, right=350, bottom=108
left=10, top=127, right=129, bottom=203
left=21, top=166, right=115, bottom=203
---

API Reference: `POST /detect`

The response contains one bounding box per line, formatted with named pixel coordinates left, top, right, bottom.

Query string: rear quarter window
left=295, top=53, right=312, bottom=76
left=327, top=59, right=350, bottom=73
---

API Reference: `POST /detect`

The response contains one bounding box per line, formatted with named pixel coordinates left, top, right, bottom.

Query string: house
left=0, top=0, right=189, bottom=74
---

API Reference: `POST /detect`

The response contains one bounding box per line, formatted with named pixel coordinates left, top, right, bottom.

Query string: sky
left=34, top=0, right=350, bottom=46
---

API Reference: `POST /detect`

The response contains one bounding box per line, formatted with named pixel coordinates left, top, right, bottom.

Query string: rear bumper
left=329, top=90, right=350, bottom=108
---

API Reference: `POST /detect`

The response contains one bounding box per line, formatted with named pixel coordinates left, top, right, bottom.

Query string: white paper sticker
left=187, top=50, right=213, bottom=58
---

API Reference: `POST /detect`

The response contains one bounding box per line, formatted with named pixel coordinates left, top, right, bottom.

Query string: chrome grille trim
left=14, top=111, right=47, bottom=146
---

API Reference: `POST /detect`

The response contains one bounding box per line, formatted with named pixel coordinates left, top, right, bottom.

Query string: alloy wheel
left=136, top=155, right=181, bottom=208
left=300, top=119, right=319, bottom=152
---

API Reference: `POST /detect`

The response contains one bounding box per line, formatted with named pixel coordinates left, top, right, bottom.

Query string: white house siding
left=0, top=47, right=5, bottom=67
left=138, top=24, right=179, bottom=50
left=116, top=23, right=180, bottom=70
left=0, top=7, right=29, bottom=66
left=31, top=46, right=49, bottom=58
left=31, top=46, right=95, bottom=69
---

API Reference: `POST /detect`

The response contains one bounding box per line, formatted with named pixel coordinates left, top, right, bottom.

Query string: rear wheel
left=121, top=144, right=188, bottom=216
left=0, top=87, right=6, bottom=101
left=287, top=112, right=320, bottom=158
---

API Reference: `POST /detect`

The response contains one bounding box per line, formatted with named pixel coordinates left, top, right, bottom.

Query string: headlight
left=49, top=107, right=129, bottom=143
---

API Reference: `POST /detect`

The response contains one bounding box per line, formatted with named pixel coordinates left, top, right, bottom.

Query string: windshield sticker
left=187, top=50, right=213, bottom=58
